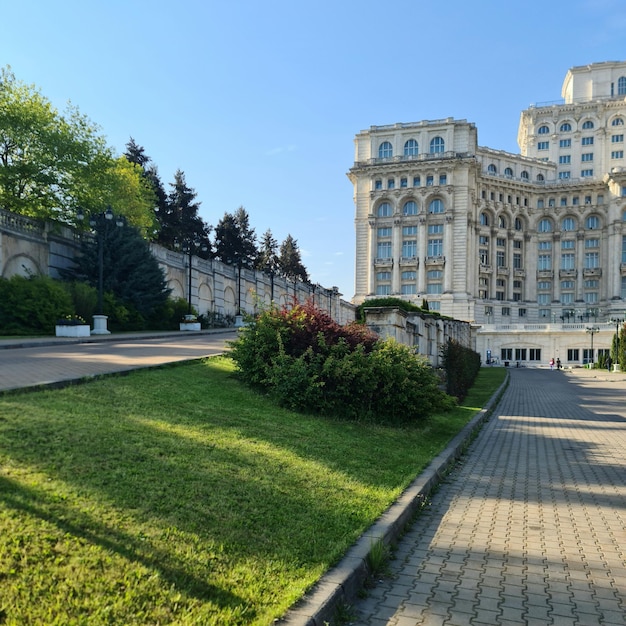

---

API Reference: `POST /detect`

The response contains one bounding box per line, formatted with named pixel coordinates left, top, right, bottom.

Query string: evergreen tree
left=257, top=228, right=279, bottom=274
left=214, top=206, right=257, bottom=268
left=278, top=234, right=308, bottom=282
left=166, top=170, right=212, bottom=256
left=64, top=221, right=171, bottom=318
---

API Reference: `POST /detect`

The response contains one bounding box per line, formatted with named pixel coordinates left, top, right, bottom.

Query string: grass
left=0, top=359, right=505, bottom=625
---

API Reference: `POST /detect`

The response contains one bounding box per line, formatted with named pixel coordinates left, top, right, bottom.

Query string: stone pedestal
left=91, top=314, right=110, bottom=335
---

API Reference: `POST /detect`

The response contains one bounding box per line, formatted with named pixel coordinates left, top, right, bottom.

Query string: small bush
left=0, top=275, right=73, bottom=334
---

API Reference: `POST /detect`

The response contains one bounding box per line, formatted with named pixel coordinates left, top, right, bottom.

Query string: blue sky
left=3, top=0, right=625, bottom=298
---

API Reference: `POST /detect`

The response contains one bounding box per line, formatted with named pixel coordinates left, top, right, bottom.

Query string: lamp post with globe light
left=585, top=326, right=600, bottom=366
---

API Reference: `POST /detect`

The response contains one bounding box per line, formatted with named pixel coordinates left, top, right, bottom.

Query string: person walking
left=549, top=357, right=555, bottom=370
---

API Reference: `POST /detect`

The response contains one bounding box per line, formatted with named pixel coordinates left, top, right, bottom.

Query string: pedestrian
left=556, top=358, right=561, bottom=370
left=549, top=357, right=555, bottom=370
left=607, top=356, right=612, bottom=371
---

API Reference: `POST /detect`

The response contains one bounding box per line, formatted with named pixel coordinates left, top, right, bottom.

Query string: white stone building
left=349, top=61, right=626, bottom=367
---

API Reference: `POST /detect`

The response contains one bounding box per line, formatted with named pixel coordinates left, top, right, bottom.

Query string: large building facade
left=349, top=61, right=626, bottom=366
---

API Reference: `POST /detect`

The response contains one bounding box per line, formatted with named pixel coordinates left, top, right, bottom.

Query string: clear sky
left=2, top=0, right=625, bottom=299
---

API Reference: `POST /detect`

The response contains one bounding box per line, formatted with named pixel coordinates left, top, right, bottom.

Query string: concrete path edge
left=279, top=372, right=510, bottom=626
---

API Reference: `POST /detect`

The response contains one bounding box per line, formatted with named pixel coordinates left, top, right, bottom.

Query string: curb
left=278, top=372, right=510, bottom=626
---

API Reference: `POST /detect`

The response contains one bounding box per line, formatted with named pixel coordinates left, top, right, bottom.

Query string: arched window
left=487, top=164, right=497, bottom=174
left=561, top=217, right=576, bottom=231
left=537, top=173, right=545, bottom=182
left=430, top=136, right=445, bottom=154
left=377, top=202, right=392, bottom=217
left=538, top=125, right=550, bottom=134
left=538, top=218, right=552, bottom=233
left=582, top=120, right=594, bottom=130
left=586, top=215, right=600, bottom=230
left=499, top=216, right=507, bottom=228
left=560, top=122, right=572, bottom=132
left=612, top=117, right=625, bottom=126
left=404, top=139, right=418, bottom=156
left=403, top=200, right=417, bottom=215
left=514, top=217, right=523, bottom=231
left=504, top=167, right=514, bottom=178
left=619, top=76, right=626, bottom=96
left=429, top=199, right=444, bottom=214
left=378, top=141, right=393, bottom=159
left=480, top=212, right=489, bottom=226
left=521, top=170, right=529, bottom=180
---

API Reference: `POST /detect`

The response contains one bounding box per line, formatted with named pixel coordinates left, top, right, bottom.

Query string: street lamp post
left=77, top=206, right=124, bottom=335
left=178, top=239, right=207, bottom=317
left=585, top=326, right=599, bottom=366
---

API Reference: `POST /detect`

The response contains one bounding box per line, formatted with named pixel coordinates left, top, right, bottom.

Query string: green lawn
left=0, top=358, right=505, bottom=625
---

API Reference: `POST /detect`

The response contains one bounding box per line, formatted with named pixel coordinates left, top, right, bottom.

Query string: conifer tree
left=278, top=234, right=309, bottom=282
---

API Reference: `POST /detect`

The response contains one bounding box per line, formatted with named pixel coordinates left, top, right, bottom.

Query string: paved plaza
left=348, top=367, right=626, bottom=626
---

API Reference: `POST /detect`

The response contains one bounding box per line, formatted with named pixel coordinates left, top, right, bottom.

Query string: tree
left=278, top=234, right=308, bottom=282
left=163, top=170, right=211, bottom=256
left=63, top=221, right=171, bottom=320
left=213, top=206, right=257, bottom=268
left=256, top=228, right=279, bottom=274
left=0, top=67, right=154, bottom=229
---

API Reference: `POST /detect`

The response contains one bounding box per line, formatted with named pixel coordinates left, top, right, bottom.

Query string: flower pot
left=55, top=324, right=91, bottom=338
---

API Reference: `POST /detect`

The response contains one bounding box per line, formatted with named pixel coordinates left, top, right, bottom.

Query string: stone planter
left=180, top=322, right=201, bottom=331
left=55, top=324, right=91, bottom=338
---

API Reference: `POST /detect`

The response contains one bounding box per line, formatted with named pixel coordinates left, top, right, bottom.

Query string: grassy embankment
left=0, top=358, right=505, bottom=625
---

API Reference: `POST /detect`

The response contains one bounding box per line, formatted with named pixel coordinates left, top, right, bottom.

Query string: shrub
left=230, top=301, right=454, bottom=424
left=0, top=275, right=73, bottom=334
left=440, top=338, right=481, bottom=401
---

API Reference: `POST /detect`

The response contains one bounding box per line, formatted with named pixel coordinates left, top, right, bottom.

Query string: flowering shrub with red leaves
left=229, top=299, right=453, bottom=423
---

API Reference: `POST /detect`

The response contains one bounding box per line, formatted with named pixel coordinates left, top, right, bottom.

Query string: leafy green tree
left=0, top=67, right=154, bottom=229
left=278, top=234, right=308, bottom=282
left=214, top=206, right=257, bottom=268
left=64, top=221, right=171, bottom=321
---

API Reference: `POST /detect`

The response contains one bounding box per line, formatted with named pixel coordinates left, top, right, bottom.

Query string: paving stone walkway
left=349, top=368, right=626, bottom=626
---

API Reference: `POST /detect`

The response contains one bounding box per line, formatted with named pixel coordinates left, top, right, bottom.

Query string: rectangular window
left=496, top=251, right=506, bottom=267
left=513, top=292, right=521, bottom=301
left=537, top=294, right=550, bottom=305
left=513, top=240, right=522, bottom=249
left=401, top=271, right=416, bottom=280
left=611, top=134, right=624, bottom=143
left=400, top=177, right=408, bottom=187
left=439, top=174, right=447, bottom=185
left=611, top=150, right=624, bottom=159
left=538, top=241, right=552, bottom=250
left=529, top=349, right=541, bottom=361
left=513, top=253, right=522, bottom=269
left=538, top=255, right=552, bottom=270
left=537, top=199, right=544, bottom=209
left=402, top=225, right=417, bottom=236
left=401, top=284, right=417, bottom=295
left=413, top=176, right=421, bottom=186
left=402, top=240, right=417, bottom=257
left=501, top=348, right=512, bottom=360
left=561, top=253, right=575, bottom=270
left=376, top=271, right=391, bottom=280
left=584, top=292, right=598, bottom=304
left=502, top=307, right=510, bottom=316
left=538, top=141, right=549, bottom=150
left=561, top=293, right=574, bottom=304
left=427, top=270, right=443, bottom=279
left=585, top=238, right=599, bottom=248
left=581, top=137, right=594, bottom=145
left=428, top=224, right=443, bottom=235
left=479, top=235, right=489, bottom=245
left=537, top=281, right=551, bottom=290
left=584, top=252, right=599, bottom=269
left=559, top=139, right=571, bottom=148
left=376, top=284, right=391, bottom=296
left=559, top=171, right=571, bottom=179
left=426, top=176, right=434, bottom=186
left=581, top=169, right=594, bottom=177
left=426, top=283, right=442, bottom=294
left=428, top=239, right=443, bottom=257
left=539, top=308, right=551, bottom=319
left=584, top=279, right=598, bottom=288
left=515, top=349, right=527, bottom=361
left=513, top=280, right=522, bottom=289
left=377, top=227, right=391, bottom=237
left=567, top=349, right=579, bottom=362
left=496, top=291, right=505, bottom=301
left=560, top=196, right=567, bottom=206
left=561, top=240, right=574, bottom=249
left=622, top=235, right=626, bottom=263
left=572, top=196, right=579, bottom=206
left=479, top=249, right=489, bottom=264
left=518, top=308, right=527, bottom=317
left=497, top=237, right=506, bottom=247
left=559, top=155, right=571, bottom=164
left=581, top=153, right=594, bottom=162
left=376, top=242, right=392, bottom=258
left=387, top=179, right=395, bottom=189
left=375, top=180, right=382, bottom=190
left=561, top=280, right=574, bottom=289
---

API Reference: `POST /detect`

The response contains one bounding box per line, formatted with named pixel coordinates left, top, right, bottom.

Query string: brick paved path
left=350, top=368, right=626, bottom=626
